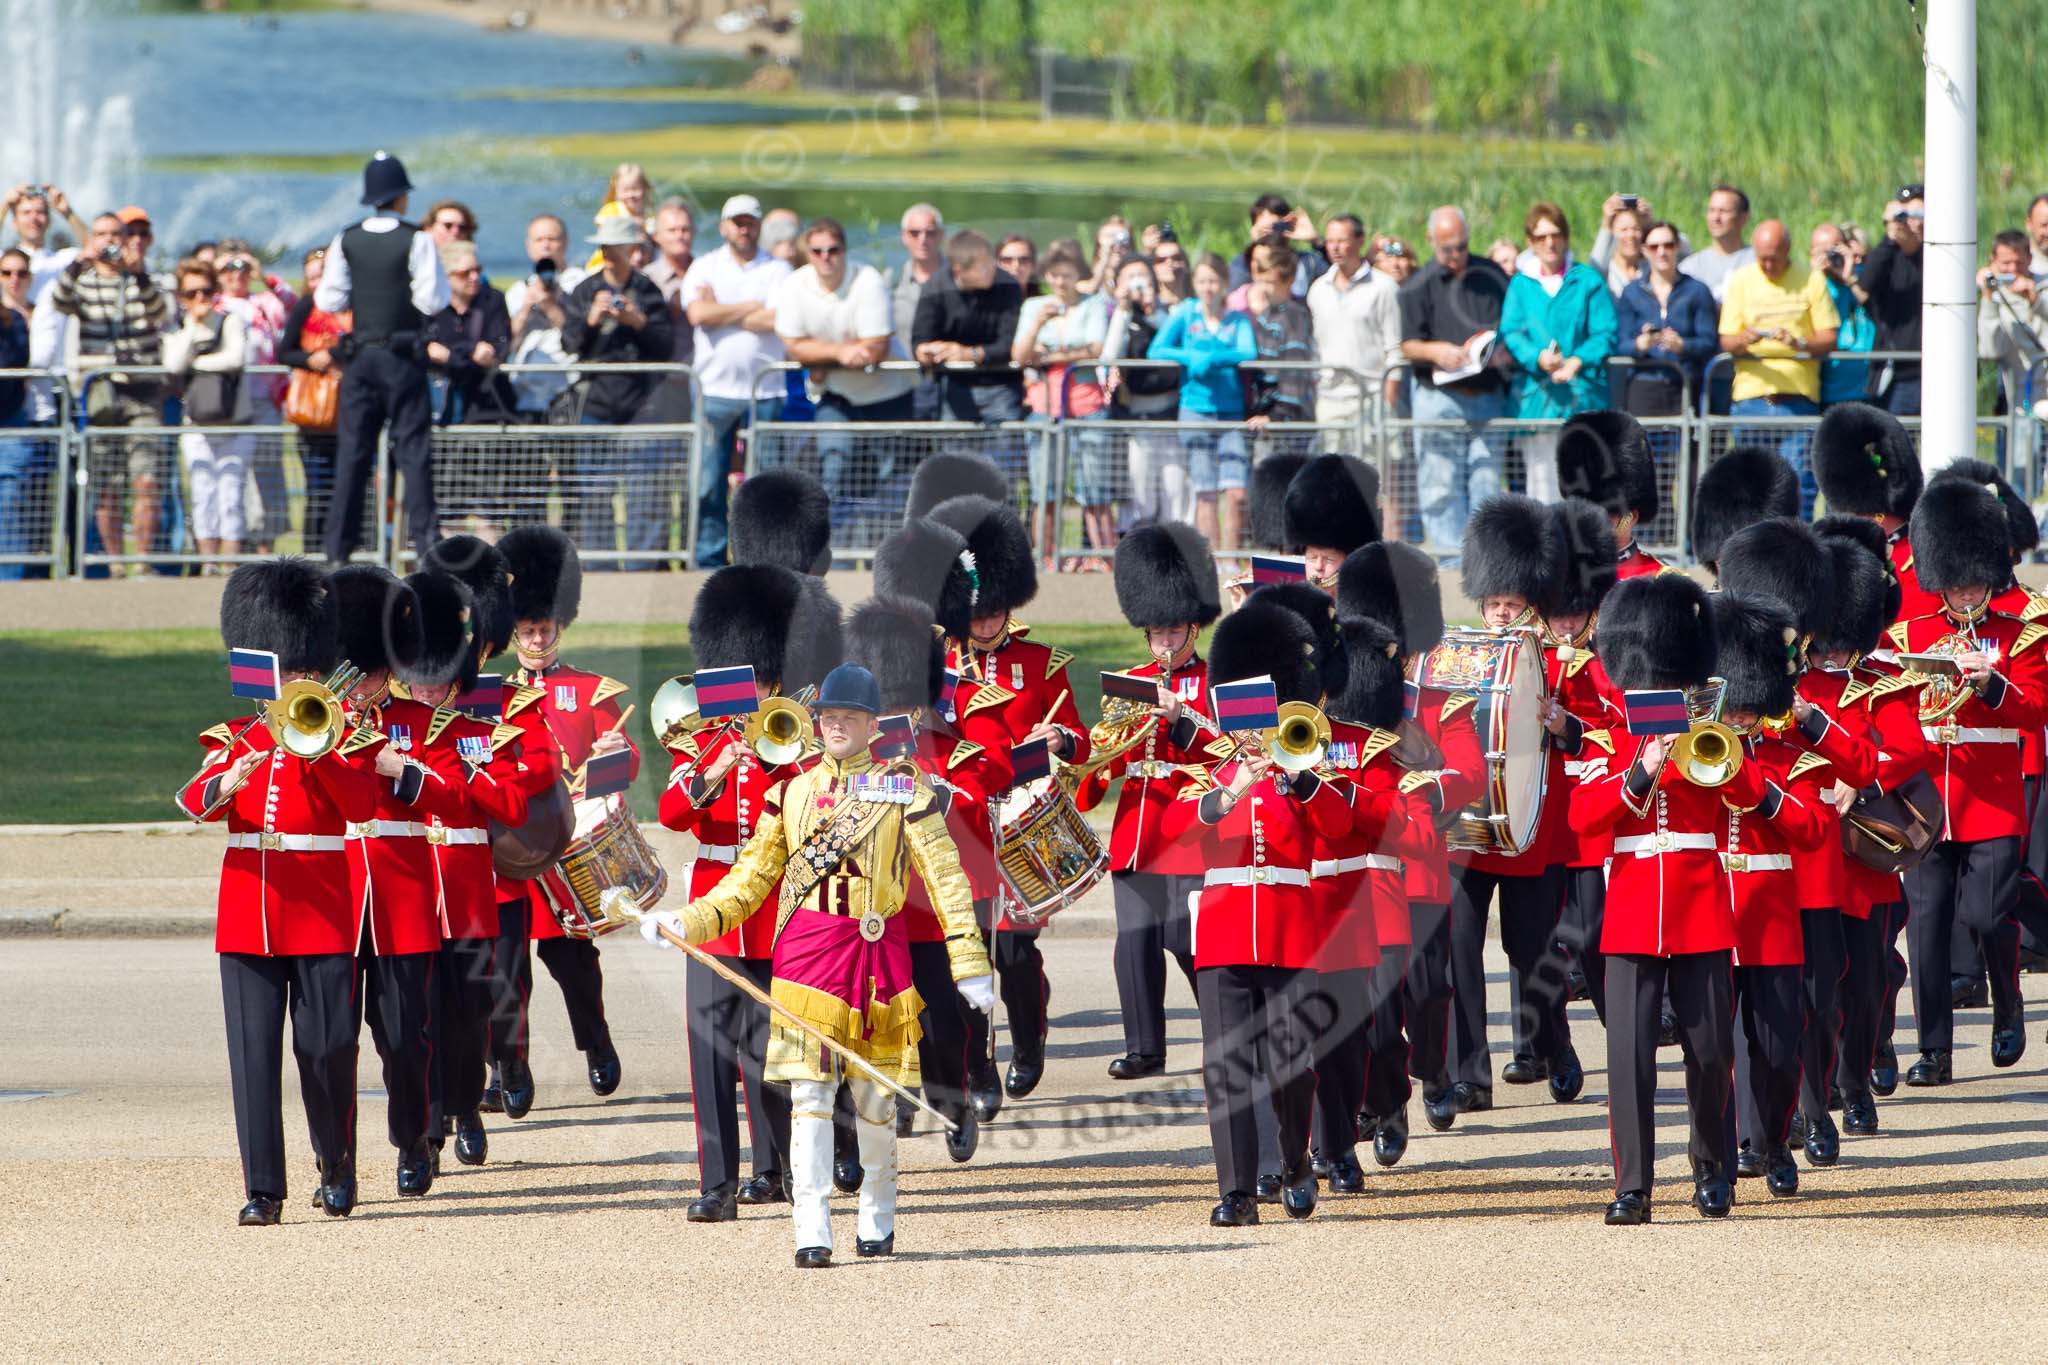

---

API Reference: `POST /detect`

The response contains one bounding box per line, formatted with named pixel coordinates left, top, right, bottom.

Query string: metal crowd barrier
left=0, top=368, right=71, bottom=578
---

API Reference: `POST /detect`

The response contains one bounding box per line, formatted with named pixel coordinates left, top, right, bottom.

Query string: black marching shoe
left=944, top=1109, right=980, bottom=1163
left=238, top=1195, right=283, bottom=1227
left=793, top=1246, right=832, bottom=1269
left=397, top=1146, right=435, bottom=1197
left=1951, top=975, right=1990, bottom=1009
left=833, top=1150, right=864, bottom=1195
left=736, top=1173, right=787, bottom=1205
left=1870, top=1043, right=1900, bottom=1096
left=1658, top=1007, right=1681, bottom=1048
left=1735, top=1144, right=1765, bottom=1179
left=1691, top=1174, right=1733, bottom=1219
left=968, top=1066, right=1003, bottom=1124
left=586, top=1044, right=621, bottom=1097
left=1327, top=1151, right=1366, bottom=1195
left=895, top=1100, right=915, bottom=1138
left=1210, top=1192, right=1259, bottom=1227
left=480, top=1063, right=505, bottom=1114
left=855, top=1231, right=895, bottom=1258
left=454, top=1112, right=488, bottom=1167
left=685, top=1188, right=737, bottom=1223
left=1804, top=1111, right=1840, bottom=1167
left=1309, top=1149, right=1334, bottom=1179
left=1787, top=1111, right=1808, bottom=1151
left=1107, top=1052, right=1165, bottom=1080
left=1004, top=1047, right=1046, bottom=1100
left=1374, top=1106, right=1410, bottom=1167
left=1281, top=1166, right=1318, bottom=1220
left=1842, top=1092, right=1879, bottom=1135
left=1565, top=964, right=1590, bottom=1002
left=1254, top=1173, right=1283, bottom=1204
left=1991, top=1006, right=2027, bottom=1068
left=1452, top=1082, right=1493, bottom=1114
left=1422, top=1086, right=1458, bottom=1132
left=500, top=1062, right=535, bottom=1120
left=1604, top=1190, right=1651, bottom=1225
left=1764, top=1147, right=1800, bottom=1197
left=1501, top=1055, right=1547, bottom=1085
left=1547, top=1049, right=1585, bottom=1104
left=320, top=1161, right=356, bottom=1218
left=1904, top=1051, right=1952, bottom=1087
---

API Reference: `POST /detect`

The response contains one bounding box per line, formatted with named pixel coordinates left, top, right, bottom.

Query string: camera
left=97, top=242, right=125, bottom=264
left=608, top=296, right=623, bottom=313
left=1618, top=194, right=1639, bottom=210
left=1156, top=221, right=1178, bottom=244
left=534, top=256, right=558, bottom=284
left=1825, top=249, right=1845, bottom=272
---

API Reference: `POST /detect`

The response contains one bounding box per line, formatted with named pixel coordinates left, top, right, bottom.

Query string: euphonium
left=1911, top=632, right=1979, bottom=724
left=744, top=695, right=814, bottom=765
left=1064, top=694, right=1160, bottom=785
left=1267, top=701, right=1331, bottom=773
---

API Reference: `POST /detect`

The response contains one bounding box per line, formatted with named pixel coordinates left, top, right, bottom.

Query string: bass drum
left=1417, top=626, right=1548, bottom=856
left=492, top=775, right=575, bottom=880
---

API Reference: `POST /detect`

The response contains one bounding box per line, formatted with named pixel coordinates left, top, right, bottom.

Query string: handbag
left=285, top=308, right=351, bottom=431
left=181, top=314, right=242, bottom=425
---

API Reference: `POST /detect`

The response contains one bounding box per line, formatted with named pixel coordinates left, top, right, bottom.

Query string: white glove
left=958, top=973, right=996, bottom=1014
left=639, top=909, right=686, bottom=950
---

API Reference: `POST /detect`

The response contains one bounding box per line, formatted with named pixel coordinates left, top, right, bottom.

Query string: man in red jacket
left=179, top=559, right=385, bottom=1226
left=1557, top=409, right=1665, bottom=579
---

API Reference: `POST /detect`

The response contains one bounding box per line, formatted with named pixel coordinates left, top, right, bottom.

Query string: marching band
left=183, top=403, right=2048, bottom=1248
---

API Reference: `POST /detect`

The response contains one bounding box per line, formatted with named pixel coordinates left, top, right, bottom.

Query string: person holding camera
left=1810, top=222, right=1875, bottom=407
left=1977, top=230, right=2048, bottom=429
left=564, top=213, right=674, bottom=561
left=1614, top=218, right=1718, bottom=418
left=1228, top=193, right=1326, bottom=299
left=2, top=183, right=91, bottom=299
left=312, top=152, right=452, bottom=564
left=163, top=256, right=253, bottom=562
left=503, top=214, right=581, bottom=418
left=51, top=208, right=170, bottom=568
left=1858, top=184, right=1926, bottom=415
left=1101, top=256, right=1185, bottom=525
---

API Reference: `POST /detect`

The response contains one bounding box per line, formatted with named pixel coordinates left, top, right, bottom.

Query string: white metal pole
left=1921, top=0, right=1977, bottom=472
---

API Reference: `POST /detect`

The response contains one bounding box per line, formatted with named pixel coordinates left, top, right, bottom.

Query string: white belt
left=1922, top=725, right=2019, bottom=745
left=1311, top=854, right=1404, bottom=878
left=1563, top=759, right=1595, bottom=777
left=1203, top=865, right=1312, bottom=889
left=426, top=826, right=489, bottom=846
left=227, top=832, right=346, bottom=853
left=1612, top=832, right=1718, bottom=858
left=694, top=843, right=740, bottom=863
left=1127, top=760, right=1174, bottom=780
left=347, top=820, right=428, bottom=840
left=1721, top=852, right=1794, bottom=873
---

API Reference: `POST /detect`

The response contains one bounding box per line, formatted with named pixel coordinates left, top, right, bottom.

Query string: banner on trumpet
left=1622, top=688, right=1691, bottom=736
left=693, top=665, right=761, bottom=720
left=1212, top=676, right=1280, bottom=733
left=227, top=648, right=282, bottom=701
left=1100, top=669, right=1159, bottom=703
left=453, top=673, right=504, bottom=721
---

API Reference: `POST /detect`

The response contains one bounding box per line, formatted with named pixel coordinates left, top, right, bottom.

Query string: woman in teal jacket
left=1500, top=201, right=1618, bottom=501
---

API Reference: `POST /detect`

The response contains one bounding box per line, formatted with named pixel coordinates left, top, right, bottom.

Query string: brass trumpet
left=1669, top=678, right=1742, bottom=788
left=267, top=676, right=350, bottom=760
left=1266, top=701, right=1331, bottom=773
left=744, top=695, right=814, bottom=766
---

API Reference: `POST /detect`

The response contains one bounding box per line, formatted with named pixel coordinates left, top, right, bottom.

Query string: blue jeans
left=1731, top=394, right=1821, bottom=518
left=1025, top=409, right=1112, bottom=506
left=1411, top=382, right=1505, bottom=552
left=1180, top=407, right=1249, bottom=495
left=0, top=410, right=52, bottom=580
left=696, top=396, right=778, bottom=568
left=815, top=389, right=913, bottom=515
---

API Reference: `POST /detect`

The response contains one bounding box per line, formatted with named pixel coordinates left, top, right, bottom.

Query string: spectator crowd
left=4, top=167, right=2047, bottom=578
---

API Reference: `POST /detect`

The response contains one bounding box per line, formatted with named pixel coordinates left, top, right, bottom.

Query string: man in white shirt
left=1305, top=213, right=1404, bottom=454
left=1678, top=184, right=1756, bottom=304
left=773, top=216, right=916, bottom=514
left=1, top=184, right=90, bottom=301
left=503, top=213, right=585, bottom=417
left=680, top=193, right=790, bottom=567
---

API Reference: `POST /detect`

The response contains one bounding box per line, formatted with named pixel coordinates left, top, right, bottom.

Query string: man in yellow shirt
left=1719, top=219, right=1839, bottom=516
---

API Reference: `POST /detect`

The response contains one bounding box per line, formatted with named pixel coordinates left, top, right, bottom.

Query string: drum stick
left=1039, top=689, right=1070, bottom=729
left=572, top=704, right=640, bottom=790
left=623, top=906, right=960, bottom=1133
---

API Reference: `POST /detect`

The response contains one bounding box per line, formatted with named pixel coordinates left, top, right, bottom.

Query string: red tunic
left=1835, top=659, right=1932, bottom=915
left=1615, top=542, right=1666, bottom=580
left=511, top=662, right=639, bottom=942
left=1547, top=644, right=1623, bottom=868
left=1887, top=528, right=1945, bottom=627
left=1889, top=609, right=2048, bottom=843
left=178, top=717, right=384, bottom=957
left=1992, top=584, right=2046, bottom=778
left=1784, top=673, right=1881, bottom=914
left=414, top=709, right=534, bottom=940
left=1073, top=655, right=1214, bottom=877
left=344, top=697, right=449, bottom=956
left=1724, top=735, right=1832, bottom=967
left=1399, top=680, right=1486, bottom=907
left=901, top=724, right=1011, bottom=942
left=1314, top=720, right=1437, bottom=963
left=657, top=724, right=809, bottom=959
left=488, top=682, right=564, bottom=909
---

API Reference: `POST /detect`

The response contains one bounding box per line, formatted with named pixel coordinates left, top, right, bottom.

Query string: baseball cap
left=719, top=194, right=764, bottom=222
left=116, top=205, right=151, bottom=227
left=1895, top=183, right=1925, bottom=202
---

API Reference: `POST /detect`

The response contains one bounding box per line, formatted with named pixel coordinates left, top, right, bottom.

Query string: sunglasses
left=435, top=220, right=469, bottom=233
left=1645, top=239, right=1679, bottom=251
left=179, top=287, right=212, bottom=299
left=221, top=257, right=252, bottom=271
left=998, top=253, right=1033, bottom=266
left=0, top=267, right=27, bottom=277
left=809, top=243, right=844, bottom=257
left=904, top=227, right=940, bottom=238
left=1529, top=229, right=1564, bottom=241
left=448, top=267, right=481, bottom=278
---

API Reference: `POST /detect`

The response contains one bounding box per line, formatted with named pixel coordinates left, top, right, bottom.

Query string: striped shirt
left=49, top=264, right=167, bottom=367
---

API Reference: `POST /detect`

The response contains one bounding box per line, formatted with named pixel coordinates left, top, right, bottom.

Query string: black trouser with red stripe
left=968, top=902, right=1048, bottom=1068
left=1110, top=871, right=1197, bottom=1061
left=1876, top=901, right=1910, bottom=1057
left=1308, top=966, right=1373, bottom=1161
left=357, top=933, right=436, bottom=1157
left=1904, top=836, right=2022, bottom=1054
left=1556, top=866, right=1609, bottom=1024
left=1362, top=943, right=1412, bottom=1119
left=434, top=934, right=497, bottom=1129
left=1198, top=963, right=1320, bottom=1199
left=1448, top=864, right=1570, bottom=1089
left=911, top=939, right=973, bottom=1121
left=1797, top=908, right=1848, bottom=1119
left=219, top=951, right=357, bottom=1200
left=487, top=897, right=532, bottom=1075
left=686, top=953, right=787, bottom=1194
left=1403, top=901, right=1454, bottom=1092
left=1835, top=904, right=1894, bottom=1100
left=1606, top=950, right=1735, bottom=1198
left=537, top=935, right=613, bottom=1055
left=1734, top=963, right=1803, bottom=1153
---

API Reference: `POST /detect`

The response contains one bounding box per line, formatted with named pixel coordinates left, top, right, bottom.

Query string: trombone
left=1667, top=678, right=1744, bottom=789
left=182, top=662, right=365, bottom=821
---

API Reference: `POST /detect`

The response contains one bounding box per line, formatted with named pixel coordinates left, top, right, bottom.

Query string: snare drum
left=538, top=796, right=669, bottom=938
left=1417, top=626, right=1548, bottom=856
left=992, top=777, right=1109, bottom=928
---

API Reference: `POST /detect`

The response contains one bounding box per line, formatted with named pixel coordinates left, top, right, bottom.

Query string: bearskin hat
left=690, top=565, right=844, bottom=693
left=1246, top=452, right=1308, bottom=552
left=1337, top=541, right=1445, bottom=659
left=219, top=557, right=338, bottom=674
left=845, top=595, right=945, bottom=714
left=1930, top=459, right=2038, bottom=559
left=1460, top=494, right=1562, bottom=615
left=1812, top=536, right=1893, bottom=659
left=730, top=467, right=833, bottom=575
left=1114, top=521, right=1221, bottom=629
left=1910, top=477, right=2012, bottom=594
left=421, top=534, right=514, bottom=662
left=1331, top=614, right=1407, bottom=731
left=1713, top=593, right=1802, bottom=717
left=1692, top=446, right=1799, bottom=570
left=874, top=517, right=977, bottom=641
left=1594, top=573, right=1716, bottom=692
left=1812, top=513, right=1891, bottom=565
left=1557, top=409, right=1657, bottom=521
left=1551, top=497, right=1620, bottom=620
left=1813, top=515, right=1902, bottom=637
left=1248, top=581, right=1343, bottom=701
left=1814, top=401, right=1921, bottom=522
left=1282, top=454, right=1380, bottom=555
left=1209, top=598, right=1321, bottom=706
left=401, top=570, right=478, bottom=691
left=496, top=525, right=582, bottom=626
left=328, top=564, right=421, bottom=676
left=1716, top=517, right=1835, bottom=641
left=906, top=452, right=1010, bottom=521
left=928, top=493, right=1036, bottom=617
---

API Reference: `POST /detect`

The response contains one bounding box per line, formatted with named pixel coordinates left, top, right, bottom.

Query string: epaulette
left=1360, top=729, right=1400, bottom=765
left=962, top=681, right=1013, bottom=718
left=1044, top=647, right=1075, bottom=680
left=1397, top=770, right=1434, bottom=794
left=338, top=725, right=384, bottom=757
left=2014, top=621, right=2048, bottom=658
left=947, top=740, right=983, bottom=770
left=199, top=722, right=236, bottom=748
left=1787, top=751, right=1831, bottom=782
left=1655, top=563, right=1686, bottom=577
left=1861, top=674, right=1916, bottom=707
left=1885, top=620, right=1911, bottom=653
left=426, top=707, right=460, bottom=746
left=504, top=684, right=546, bottom=719
left=1580, top=728, right=1616, bottom=755
left=2023, top=594, right=2048, bottom=622
left=1563, top=650, right=1596, bottom=679
left=668, top=731, right=704, bottom=760
left=1174, top=763, right=1218, bottom=797
left=590, top=675, right=630, bottom=707
left=1203, top=735, right=1239, bottom=760
left=1898, top=550, right=1916, bottom=572
left=386, top=678, right=414, bottom=701
left=1440, top=693, right=1476, bottom=723
left=490, top=723, right=523, bottom=753
left=1839, top=679, right=1870, bottom=708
